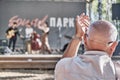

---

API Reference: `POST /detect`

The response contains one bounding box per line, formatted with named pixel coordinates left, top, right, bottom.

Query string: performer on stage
left=6, top=22, right=22, bottom=52
left=25, top=21, right=33, bottom=54
left=38, top=21, right=52, bottom=54
left=31, top=31, right=42, bottom=51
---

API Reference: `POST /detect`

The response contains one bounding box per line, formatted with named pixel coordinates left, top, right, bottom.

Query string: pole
left=98, top=0, right=102, bottom=20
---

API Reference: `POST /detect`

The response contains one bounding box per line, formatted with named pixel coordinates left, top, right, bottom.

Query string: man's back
left=55, top=51, right=117, bottom=80
left=55, top=14, right=120, bottom=80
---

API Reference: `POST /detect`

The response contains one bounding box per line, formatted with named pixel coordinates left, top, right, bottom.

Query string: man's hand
left=62, top=13, right=90, bottom=58
left=37, top=15, right=48, bottom=26
left=41, top=15, right=48, bottom=23
left=75, top=13, right=90, bottom=38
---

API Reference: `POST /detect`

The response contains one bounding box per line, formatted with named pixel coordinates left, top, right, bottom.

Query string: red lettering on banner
left=8, top=15, right=46, bottom=27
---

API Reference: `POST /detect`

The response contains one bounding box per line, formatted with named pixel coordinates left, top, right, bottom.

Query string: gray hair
left=88, top=20, right=118, bottom=43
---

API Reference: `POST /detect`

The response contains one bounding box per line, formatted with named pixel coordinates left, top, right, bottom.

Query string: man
left=38, top=21, right=52, bottom=54
left=55, top=13, right=120, bottom=80
left=31, top=31, right=42, bottom=51
left=25, top=21, right=33, bottom=54
left=6, top=22, right=21, bottom=52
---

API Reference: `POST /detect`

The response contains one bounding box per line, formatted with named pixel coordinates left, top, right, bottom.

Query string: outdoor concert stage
left=0, top=54, right=62, bottom=69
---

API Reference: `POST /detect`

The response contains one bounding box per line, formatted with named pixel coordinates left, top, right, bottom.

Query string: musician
left=25, top=21, right=33, bottom=54
left=31, top=31, right=42, bottom=51
left=6, top=22, right=21, bottom=52
left=38, top=21, right=52, bottom=54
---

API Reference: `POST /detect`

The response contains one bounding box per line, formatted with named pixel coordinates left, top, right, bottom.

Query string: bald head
left=88, top=20, right=117, bottom=43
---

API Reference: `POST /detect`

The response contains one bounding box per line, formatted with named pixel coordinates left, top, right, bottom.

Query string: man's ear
left=110, top=41, right=118, bottom=51
left=109, top=41, right=118, bottom=56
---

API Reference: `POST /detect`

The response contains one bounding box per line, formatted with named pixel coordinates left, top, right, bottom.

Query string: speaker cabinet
left=0, top=39, right=8, bottom=46
left=0, top=39, right=8, bottom=54
left=112, top=3, right=120, bottom=20
left=113, top=41, right=120, bottom=56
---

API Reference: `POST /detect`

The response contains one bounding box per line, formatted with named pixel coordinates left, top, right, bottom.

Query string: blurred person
left=25, top=21, right=33, bottom=54
left=6, top=22, right=23, bottom=52
left=55, top=13, right=120, bottom=80
left=38, top=20, right=52, bottom=54
left=31, top=31, right=42, bottom=51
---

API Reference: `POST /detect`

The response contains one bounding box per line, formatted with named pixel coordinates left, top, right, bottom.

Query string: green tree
left=116, top=0, right=120, bottom=3
left=91, top=0, right=119, bottom=21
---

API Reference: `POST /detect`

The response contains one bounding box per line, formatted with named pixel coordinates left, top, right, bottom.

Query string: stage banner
left=0, top=0, right=86, bottom=49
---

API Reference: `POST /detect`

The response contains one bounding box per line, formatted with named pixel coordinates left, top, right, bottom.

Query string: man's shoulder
left=57, top=57, right=73, bottom=65
left=56, top=56, right=80, bottom=68
left=114, top=61, right=120, bottom=79
left=55, top=57, right=78, bottom=73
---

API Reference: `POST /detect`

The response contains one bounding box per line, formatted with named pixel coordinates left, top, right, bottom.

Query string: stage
left=0, top=54, right=62, bottom=69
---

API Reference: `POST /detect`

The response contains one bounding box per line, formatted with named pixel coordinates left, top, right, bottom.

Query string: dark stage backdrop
left=0, top=0, right=86, bottom=49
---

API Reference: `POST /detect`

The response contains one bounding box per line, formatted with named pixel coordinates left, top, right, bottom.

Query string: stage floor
left=0, top=54, right=62, bottom=69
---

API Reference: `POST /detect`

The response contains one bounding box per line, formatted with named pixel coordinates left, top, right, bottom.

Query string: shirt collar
left=84, top=51, right=109, bottom=56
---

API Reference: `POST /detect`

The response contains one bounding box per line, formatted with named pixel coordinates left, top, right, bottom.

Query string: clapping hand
left=75, top=13, right=90, bottom=38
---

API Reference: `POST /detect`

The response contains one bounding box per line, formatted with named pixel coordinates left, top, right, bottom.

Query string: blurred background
left=0, top=0, right=120, bottom=55
left=0, top=0, right=119, bottom=80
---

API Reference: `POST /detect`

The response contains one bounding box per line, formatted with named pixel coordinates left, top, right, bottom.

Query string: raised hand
left=39, top=15, right=48, bottom=26
left=62, top=13, right=90, bottom=58
left=41, top=15, right=48, bottom=23
left=75, top=13, right=90, bottom=38
left=37, top=15, right=50, bottom=33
